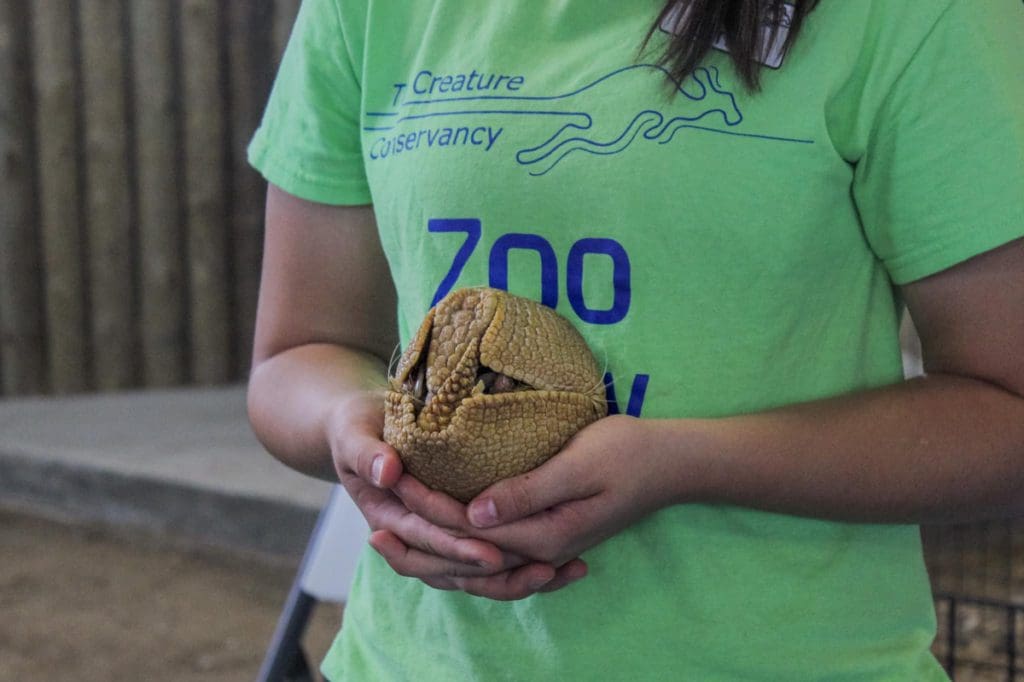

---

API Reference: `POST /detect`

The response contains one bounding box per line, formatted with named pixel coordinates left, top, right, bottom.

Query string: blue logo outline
left=365, top=64, right=814, bottom=175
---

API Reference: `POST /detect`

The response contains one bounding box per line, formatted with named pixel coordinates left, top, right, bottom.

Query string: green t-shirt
left=249, top=0, right=1024, bottom=679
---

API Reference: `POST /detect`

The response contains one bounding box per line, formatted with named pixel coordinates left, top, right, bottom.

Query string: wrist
left=324, top=389, right=387, bottom=445
left=646, top=416, right=729, bottom=507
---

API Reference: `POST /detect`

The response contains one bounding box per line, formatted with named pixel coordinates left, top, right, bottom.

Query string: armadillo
left=383, top=287, right=608, bottom=502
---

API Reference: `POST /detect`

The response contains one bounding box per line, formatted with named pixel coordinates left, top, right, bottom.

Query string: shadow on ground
left=0, top=509, right=340, bottom=682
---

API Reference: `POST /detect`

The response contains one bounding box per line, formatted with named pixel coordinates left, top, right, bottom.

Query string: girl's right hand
left=328, top=392, right=574, bottom=600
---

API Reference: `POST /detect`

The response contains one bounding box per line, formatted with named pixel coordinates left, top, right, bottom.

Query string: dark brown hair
left=646, top=0, right=820, bottom=90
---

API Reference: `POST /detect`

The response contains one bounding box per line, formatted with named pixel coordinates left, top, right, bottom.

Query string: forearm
left=669, top=374, right=1024, bottom=524
left=247, top=343, right=390, bottom=481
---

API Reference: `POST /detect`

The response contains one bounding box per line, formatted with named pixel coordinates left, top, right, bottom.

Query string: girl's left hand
left=393, top=414, right=684, bottom=587
left=466, top=414, right=681, bottom=566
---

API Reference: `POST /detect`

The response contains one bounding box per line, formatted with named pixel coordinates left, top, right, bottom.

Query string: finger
left=339, top=470, right=398, bottom=517
left=393, top=474, right=472, bottom=531
left=368, top=495, right=506, bottom=569
left=419, top=576, right=458, bottom=591
left=335, top=431, right=403, bottom=489
left=369, top=530, right=508, bottom=580
left=421, top=562, right=585, bottom=598
left=390, top=478, right=542, bottom=571
left=467, top=452, right=598, bottom=528
left=538, top=559, right=588, bottom=593
left=451, top=562, right=558, bottom=601
left=350, top=478, right=522, bottom=571
left=470, top=498, right=598, bottom=564
left=392, top=476, right=540, bottom=570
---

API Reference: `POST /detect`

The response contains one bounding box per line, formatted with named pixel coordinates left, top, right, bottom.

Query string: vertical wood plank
left=130, top=0, right=186, bottom=386
left=963, top=524, right=985, bottom=602
left=0, top=0, right=47, bottom=395
left=922, top=526, right=948, bottom=593
left=30, top=0, right=90, bottom=394
left=78, top=0, right=137, bottom=391
left=1012, top=520, right=1024, bottom=602
left=942, top=525, right=961, bottom=596
left=986, top=521, right=1011, bottom=601
left=227, top=0, right=275, bottom=378
left=272, top=0, right=301, bottom=64
left=180, top=0, right=231, bottom=384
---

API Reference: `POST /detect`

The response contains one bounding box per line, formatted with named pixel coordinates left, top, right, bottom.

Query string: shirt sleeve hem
left=886, top=224, right=1024, bottom=285
left=247, top=138, right=372, bottom=206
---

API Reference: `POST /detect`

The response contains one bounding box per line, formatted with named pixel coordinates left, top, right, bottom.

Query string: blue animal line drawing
left=366, top=64, right=813, bottom=176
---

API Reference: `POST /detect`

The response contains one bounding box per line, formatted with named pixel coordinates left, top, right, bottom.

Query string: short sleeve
left=247, top=0, right=371, bottom=205
left=853, top=0, right=1024, bottom=285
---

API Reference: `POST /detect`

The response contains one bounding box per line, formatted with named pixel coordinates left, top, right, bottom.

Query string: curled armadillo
left=383, top=287, right=608, bottom=502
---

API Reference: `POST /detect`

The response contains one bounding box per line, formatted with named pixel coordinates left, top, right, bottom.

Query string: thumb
left=467, top=451, right=593, bottom=528
left=337, top=432, right=404, bottom=489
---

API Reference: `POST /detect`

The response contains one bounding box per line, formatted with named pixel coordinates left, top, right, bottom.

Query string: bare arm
left=417, top=239, right=1024, bottom=567
left=686, top=237, right=1024, bottom=523
left=247, top=185, right=397, bottom=481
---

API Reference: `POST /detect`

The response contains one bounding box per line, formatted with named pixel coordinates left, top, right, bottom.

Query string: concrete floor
left=0, top=386, right=332, bottom=556
left=0, top=508, right=341, bottom=682
left=0, top=386, right=342, bottom=680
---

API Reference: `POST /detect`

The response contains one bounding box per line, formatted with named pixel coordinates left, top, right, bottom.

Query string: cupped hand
left=460, top=414, right=677, bottom=568
left=389, top=474, right=590, bottom=598
left=327, top=392, right=584, bottom=600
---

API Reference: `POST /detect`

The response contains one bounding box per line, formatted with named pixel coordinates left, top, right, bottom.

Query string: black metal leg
left=257, top=581, right=318, bottom=682
left=1007, top=604, right=1018, bottom=679
left=284, top=634, right=316, bottom=682
left=258, top=489, right=347, bottom=682
left=946, top=597, right=957, bottom=675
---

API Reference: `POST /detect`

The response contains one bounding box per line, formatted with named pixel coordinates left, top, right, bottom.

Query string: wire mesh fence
left=933, top=594, right=1024, bottom=681
left=926, top=521, right=1024, bottom=680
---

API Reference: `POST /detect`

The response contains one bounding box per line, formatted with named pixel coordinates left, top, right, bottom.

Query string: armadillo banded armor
left=384, top=287, right=607, bottom=502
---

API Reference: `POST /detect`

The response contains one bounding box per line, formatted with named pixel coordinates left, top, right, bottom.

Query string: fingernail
left=371, top=455, right=384, bottom=486
left=568, top=564, right=588, bottom=581
left=468, top=498, right=498, bottom=527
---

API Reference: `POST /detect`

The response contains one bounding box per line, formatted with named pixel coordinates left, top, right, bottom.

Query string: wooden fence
left=0, top=0, right=300, bottom=396
left=924, top=522, right=1024, bottom=676
left=926, top=522, right=1024, bottom=605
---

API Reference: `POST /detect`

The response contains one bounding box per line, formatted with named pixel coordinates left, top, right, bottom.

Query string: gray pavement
left=0, top=386, right=332, bottom=558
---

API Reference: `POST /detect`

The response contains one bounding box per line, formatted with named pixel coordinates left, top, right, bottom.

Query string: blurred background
left=1, top=0, right=281, bottom=395
left=0, top=2, right=343, bottom=680
left=0, top=1, right=1020, bottom=680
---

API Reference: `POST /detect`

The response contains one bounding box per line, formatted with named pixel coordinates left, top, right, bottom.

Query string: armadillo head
left=383, top=287, right=607, bottom=502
